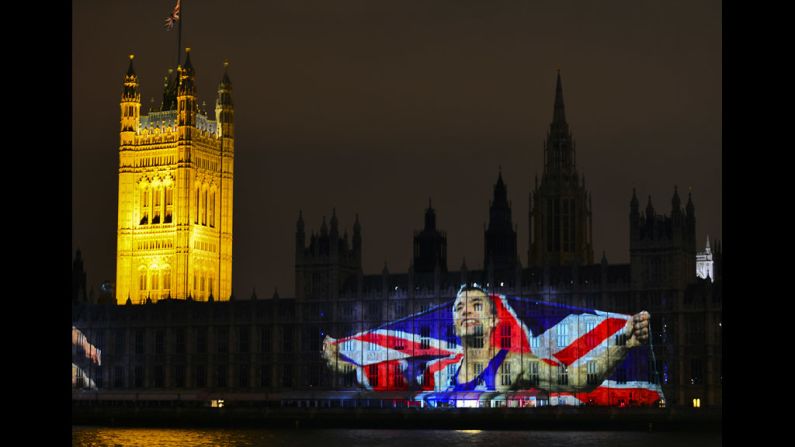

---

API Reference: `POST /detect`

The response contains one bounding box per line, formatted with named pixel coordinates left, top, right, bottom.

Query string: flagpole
left=177, top=6, right=182, bottom=66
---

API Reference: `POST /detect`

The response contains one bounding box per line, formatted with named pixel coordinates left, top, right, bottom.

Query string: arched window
left=140, top=188, right=149, bottom=225
left=164, top=187, right=173, bottom=223
left=163, top=270, right=171, bottom=294
left=194, top=187, right=200, bottom=224
left=152, top=188, right=161, bottom=224
left=202, top=188, right=208, bottom=226
left=209, top=190, right=216, bottom=228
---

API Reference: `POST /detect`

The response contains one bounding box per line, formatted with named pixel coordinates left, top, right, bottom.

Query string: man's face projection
left=453, top=290, right=494, bottom=338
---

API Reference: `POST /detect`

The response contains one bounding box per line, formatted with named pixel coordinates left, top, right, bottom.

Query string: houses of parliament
left=72, top=54, right=721, bottom=409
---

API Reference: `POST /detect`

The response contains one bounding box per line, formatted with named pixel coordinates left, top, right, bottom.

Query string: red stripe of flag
left=553, top=317, right=627, bottom=366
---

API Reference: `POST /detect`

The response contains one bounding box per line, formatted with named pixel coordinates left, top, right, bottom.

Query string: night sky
left=72, top=0, right=721, bottom=298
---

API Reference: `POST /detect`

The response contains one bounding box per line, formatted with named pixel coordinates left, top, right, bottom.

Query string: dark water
left=72, top=427, right=721, bottom=447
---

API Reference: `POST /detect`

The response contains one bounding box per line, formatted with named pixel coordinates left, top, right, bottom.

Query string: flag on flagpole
left=164, top=0, right=181, bottom=31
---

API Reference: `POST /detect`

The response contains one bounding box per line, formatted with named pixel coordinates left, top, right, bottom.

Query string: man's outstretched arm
left=524, top=311, right=650, bottom=393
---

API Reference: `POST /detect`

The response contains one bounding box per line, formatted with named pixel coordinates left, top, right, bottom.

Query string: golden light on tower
left=115, top=49, right=234, bottom=304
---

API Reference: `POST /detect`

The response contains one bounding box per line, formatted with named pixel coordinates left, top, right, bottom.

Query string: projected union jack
left=322, top=288, right=664, bottom=407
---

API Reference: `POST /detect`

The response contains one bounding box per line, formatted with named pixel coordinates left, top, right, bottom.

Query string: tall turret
left=120, top=54, right=141, bottom=136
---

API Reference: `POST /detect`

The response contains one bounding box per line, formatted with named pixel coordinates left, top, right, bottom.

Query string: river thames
left=73, top=427, right=721, bottom=446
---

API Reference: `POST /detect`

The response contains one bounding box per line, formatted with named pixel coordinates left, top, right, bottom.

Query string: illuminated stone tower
left=115, top=49, right=234, bottom=304
left=528, top=71, right=594, bottom=267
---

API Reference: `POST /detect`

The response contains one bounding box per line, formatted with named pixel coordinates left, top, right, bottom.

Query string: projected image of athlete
left=322, top=285, right=659, bottom=405
left=444, top=287, right=649, bottom=393
left=72, top=325, right=102, bottom=389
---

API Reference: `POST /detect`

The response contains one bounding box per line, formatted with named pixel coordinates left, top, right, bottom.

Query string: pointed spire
left=646, top=195, right=654, bottom=216
left=320, top=216, right=328, bottom=236
left=183, top=48, right=194, bottom=74
left=353, top=213, right=361, bottom=232
left=630, top=187, right=639, bottom=211
left=382, top=261, right=389, bottom=275
left=672, top=185, right=681, bottom=213
left=553, top=69, right=567, bottom=125
left=601, top=250, right=608, bottom=265
left=220, top=59, right=232, bottom=88
left=126, top=54, right=136, bottom=77
left=272, top=287, right=280, bottom=299
left=330, top=208, right=338, bottom=232
left=251, top=287, right=257, bottom=300
left=297, top=209, right=304, bottom=229
left=686, top=190, right=695, bottom=215
left=461, top=257, right=468, bottom=270
left=705, top=234, right=711, bottom=253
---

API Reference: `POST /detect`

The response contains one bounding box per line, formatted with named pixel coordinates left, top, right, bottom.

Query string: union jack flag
left=164, top=0, right=181, bottom=31
left=327, top=292, right=664, bottom=407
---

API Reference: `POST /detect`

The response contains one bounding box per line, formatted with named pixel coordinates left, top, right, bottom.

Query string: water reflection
left=73, top=427, right=721, bottom=447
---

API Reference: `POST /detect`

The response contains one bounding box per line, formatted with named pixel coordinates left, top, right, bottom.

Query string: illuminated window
left=194, top=188, right=200, bottom=224
left=616, top=367, right=627, bottom=384
left=472, top=325, right=484, bottom=348
left=369, top=365, right=379, bottom=387
left=557, top=324, right=569, bottom=347
left=530, top=336, right=540, bottom=349
left=202, top=189, right=208, bottom=225
left=474, top=303, right=483, bottom=313
left=447, top=364, right=457, bottom=382
left=208, top=276, right=214, bottom=298
left=164, top=187, right=173, bottom=223
left=558, top=365, right=568, bottom=385
left=342, top=338, right=354, bottom=352
left=163, top=270, right=171, bottom=293
left=587, top=360, right=598, bottom=385
left=420, top=326, right=431, bottom=350
left=140, top=189, right=149, bottom=225
left=474, top=363, right=484, bottom=386
left=500, top=324, right=511, bottom=349
left=500, top=362, right=511, bottom=386
left=528, top=361, right=539, bottom=386
left=209, top=190, right=216, bottom=227
left=692, top=398, right=701, bottom=408
left=585, top=321, right=596, bottom=346
left=152, top=188, right=161, bottom=223
left=446, top=325, right=457, bottom=349
left=343, top=364, right=355, bottom=387
left=393, top=364, right=405, bottom=388
left=151, top=272, right=159, bottom=292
